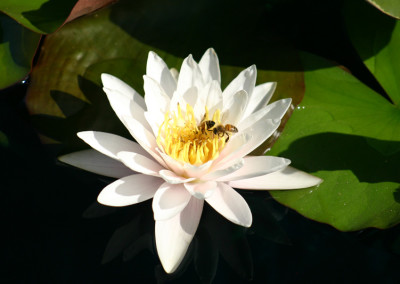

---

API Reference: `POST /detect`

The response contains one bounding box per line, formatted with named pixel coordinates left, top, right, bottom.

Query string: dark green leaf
left=0, top=14, right=40, bottom=89
left=270, top=52, right=400, bottom=231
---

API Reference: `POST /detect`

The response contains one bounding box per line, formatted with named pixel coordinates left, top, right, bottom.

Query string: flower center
left=157, top=104, right=227, bottom=165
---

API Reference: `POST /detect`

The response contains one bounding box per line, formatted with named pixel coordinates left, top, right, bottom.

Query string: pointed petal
left=242, top=82, right=276, bottom=118
left=184, top=181, right=217, bottom=199
left=117, top=151, right=164, bottom=176
left=228, top=166, right=323, bottom=190
left=77, top=131, right=151, bottom=160
left=98, top=174, right=163, bottom=206
left=146, top=51, right=177, bottom=97
left=217, top=156, right=290, bottom=181
left=153, top=183, right=191, bottom=220
left=176, top=54, right=204, bottom=97
left=101, top=74, right=148, bottom=132
left=159, top=169, right=196, bottom=184
left=238, top=98, right=292, bottom=130
left=199, top=48, right=221, bottom=84
left=59, top=149, right=133, bottom=178
left=206, top=182, right=252, bottom=227
left=143, top=75, right=171, bottom=114
left=222, top=90, right=248, bottom=125
left=101, top=73, right=146, bottom=109
left=222, top=65, right=256, bottom=101
left=155, top=197, right=204, bottom=273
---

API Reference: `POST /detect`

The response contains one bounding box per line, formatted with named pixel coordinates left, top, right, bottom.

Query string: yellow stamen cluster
left=157, top=104, right=226, bottom=165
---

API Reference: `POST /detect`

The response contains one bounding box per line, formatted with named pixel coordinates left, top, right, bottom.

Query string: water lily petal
left=228, top=166, right=323, bottom=189
left=222, top=90, right=248, bottom=126
left=204, top=80, right=223, bottom=117
left=153, top=183, right=191, bottom=220
left=217, top=156, right=291, bottom=181
left=59, top=149, right=133, bottom=178
left=155, top=197, right=204, bottom=273
left=184, top=181, right=217, bottom=199
left=101, top=74, right=148, bottom=131
left=77, top=131, right=151, bottom=160
left=242, top=82, right=276, bottom=118
left=215, top=118, right=280, bottom=167
left=206, top=182, right=252, bottom=227
left=101, top=73, right=146, bottom=108
left=146, top=51, right=177, bottom=97
left=238, top=98, right=292, bottom=130
left=117, top=151, right=164, bottom=176
left=183, top=160, right=213, bottom=179
left=144, top=111, right=165, bottom=137
left=222, top=65, right=256, bottom=101
left=176, top=54, right=204, bottom=98
left=157, top=149, right=185, bottom=176
left=159, top=169, right=196, bottom=184
left=199, top=48, right=221, bottom=84
left=98, top=174, right=163, bottom=206
left=143, top=75, right=171, bottom=113
left=202, top=158, right=244, bottom=181
left=121, top=115, right=168, bottom=168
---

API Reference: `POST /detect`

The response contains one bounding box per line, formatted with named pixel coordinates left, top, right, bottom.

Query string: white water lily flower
left=59, top=48, right=322, bottom=273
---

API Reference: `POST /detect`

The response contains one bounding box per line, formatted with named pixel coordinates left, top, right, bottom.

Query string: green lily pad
left=26, top=0, right=304, bottom=154
left=270, top=52, right=400, bottom=231
left=0, top=0, right=78, bottom=34
left=0, top=14, right=40, bottom=89
left=345, top=0, right=400, bottom=105
left=367, top=0, right=400, bottom=19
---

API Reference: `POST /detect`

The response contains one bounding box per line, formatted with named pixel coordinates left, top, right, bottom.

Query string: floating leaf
left=345, top=0, right=400, bottom=105
left=367, top=0, right=400, bottom=19
left=0, top=14, right=40, bottom=89
left=270, top=52, right=400, bottom=231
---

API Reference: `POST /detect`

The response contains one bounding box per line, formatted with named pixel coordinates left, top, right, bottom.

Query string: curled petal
left=206, top=182, right=252, bottom=227
left=155, top=197, right=204, bottom=273
left=153, top=183, right=191, bottom=220
left=228, top=166, right=323, bottom=190
left=58, top=149, right=132, bottom=178
left=98, top=174, right=163, bottom=206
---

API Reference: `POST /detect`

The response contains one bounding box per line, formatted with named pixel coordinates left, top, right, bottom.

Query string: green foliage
left=270, top=52, right=400, bottom=231
left=0, top=14, right=40, bottom=89
left=367, top=0, right=400, bottom=19
left=0, top=0, right=78, bottom=34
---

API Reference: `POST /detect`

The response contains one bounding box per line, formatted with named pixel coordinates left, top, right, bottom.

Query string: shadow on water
left=279, top=132, right=400, bottom=184
left=21, top=0, right=77, bottom=33
left=108, top=0, right=395, bottom=72
left=30, top=75, right=131, bottom=154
